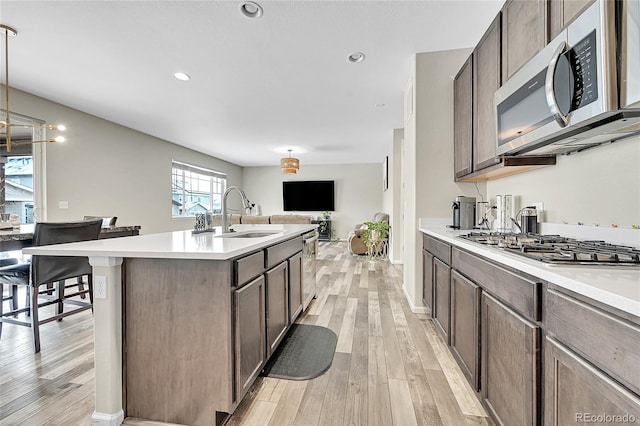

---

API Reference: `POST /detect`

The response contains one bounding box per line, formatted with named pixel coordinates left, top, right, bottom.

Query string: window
left=171, top=160, right=226, bottom=217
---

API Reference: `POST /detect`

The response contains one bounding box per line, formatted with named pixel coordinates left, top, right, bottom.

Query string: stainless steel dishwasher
left=302, top=230, right=318, bottom=310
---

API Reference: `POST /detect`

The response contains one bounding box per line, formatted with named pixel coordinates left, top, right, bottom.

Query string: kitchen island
left=24, top=223, right=317, bottom=426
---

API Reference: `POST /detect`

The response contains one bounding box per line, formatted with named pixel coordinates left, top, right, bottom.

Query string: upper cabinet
left=549, top=0, right=596, bottom=40
left=473, top=14, right=502, bottom=171
left=501, top=0, right=548, bottom=81
left=454, top=56, right=473, bottom=178
left=452, top=1, right=556, bottom=182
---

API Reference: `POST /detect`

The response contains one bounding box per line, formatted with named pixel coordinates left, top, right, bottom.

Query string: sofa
left=348, top=212, right=390, bottom=255
left=211, top=214, right=312, bottom=226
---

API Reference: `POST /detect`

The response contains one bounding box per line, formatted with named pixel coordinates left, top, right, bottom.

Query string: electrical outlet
left=95, top=275, right=107, bottom=299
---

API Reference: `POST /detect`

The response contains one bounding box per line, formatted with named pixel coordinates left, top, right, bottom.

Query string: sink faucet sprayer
left=221, top=186, right=251, bottom=233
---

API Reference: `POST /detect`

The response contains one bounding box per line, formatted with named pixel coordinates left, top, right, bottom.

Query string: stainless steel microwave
left=495, top=0, right=640, bottom=157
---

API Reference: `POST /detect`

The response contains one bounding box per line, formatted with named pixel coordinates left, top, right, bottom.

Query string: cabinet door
left=422, top=250, right=434, bottom=313
left=549, top=0, right=595, bottom=39
left=234, top=275, right=266, bottom=401
left=481, top=292, right=539, bottom=426
left=454, top=55, right=473, bottom=178
left=432, top=257, right=451, bottom=344
left=450, top=270, right=481, bottom=391
left=501, top=0, right=547, bottom=82
left=473, top=14, right=501, bottom=171
left=544, top=337, right=640, bottom=426
left=288, top=252, right=303, bottom=323
left=265, top=261, right=289, bottom=357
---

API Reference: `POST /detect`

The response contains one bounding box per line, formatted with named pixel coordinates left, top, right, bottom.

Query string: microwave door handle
left=545, top=41, right=570, bottom=127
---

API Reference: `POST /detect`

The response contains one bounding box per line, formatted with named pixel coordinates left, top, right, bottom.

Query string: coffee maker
left=452, top=196, right=476, bottom=230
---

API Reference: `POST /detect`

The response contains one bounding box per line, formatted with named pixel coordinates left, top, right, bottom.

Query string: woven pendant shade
left=281, top=150, right=299, bottom=174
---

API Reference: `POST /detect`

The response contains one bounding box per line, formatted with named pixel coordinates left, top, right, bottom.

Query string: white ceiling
left=1, top=0, right=505, bottom=167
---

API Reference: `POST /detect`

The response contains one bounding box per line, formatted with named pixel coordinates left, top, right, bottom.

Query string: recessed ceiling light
left=174, top=72, right=191, bottom=81
left=347, top=52, right=365, bottom=63
left=239, top=1, right=263, bottom=19
left=375, top=103, right=385, bottom=107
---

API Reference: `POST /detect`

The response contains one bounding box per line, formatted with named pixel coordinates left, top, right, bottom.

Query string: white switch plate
left=95, top=275, right=107, bottom=299
left=58, top=201, right=69, bottom=209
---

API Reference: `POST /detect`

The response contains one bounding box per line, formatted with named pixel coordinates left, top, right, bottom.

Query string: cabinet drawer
left=546, top=288, right=640, bottom=395
left=265, top=237, right=302, bottom=269
left=235, top=250, right=265, bottom=286
left=423, top=234, right=451, bottom=264
left=452, top=247, right=541, bottom=321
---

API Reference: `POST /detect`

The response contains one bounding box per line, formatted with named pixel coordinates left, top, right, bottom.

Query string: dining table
left=0, top=223, right=142, bottom=252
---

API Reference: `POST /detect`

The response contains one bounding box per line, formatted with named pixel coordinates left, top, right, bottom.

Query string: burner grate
left=459, top=232, right=640, bottom=266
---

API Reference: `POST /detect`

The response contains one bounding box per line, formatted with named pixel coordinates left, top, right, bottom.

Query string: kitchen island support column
left=89, top=256, right=124, bottom=426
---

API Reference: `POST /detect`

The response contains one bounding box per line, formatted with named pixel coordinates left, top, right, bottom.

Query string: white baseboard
left=92, top=410, right=124, bottom=426
left=390, top=258, right=403, bottom=265
left=402, top=284, right=428, bottom=314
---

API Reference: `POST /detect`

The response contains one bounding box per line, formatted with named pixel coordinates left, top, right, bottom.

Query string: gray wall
left=242, top=163, right=383, bottom=240
left=403, top=49, right=486, bottom=311
left=382, top=128, right=404, bottom=264
left=8, top=88, right=243, bottom=234
left=487, top=136, right=640, bottom=228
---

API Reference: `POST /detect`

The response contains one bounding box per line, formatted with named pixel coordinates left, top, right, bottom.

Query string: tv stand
left=312, top=219, right=331, bottom=241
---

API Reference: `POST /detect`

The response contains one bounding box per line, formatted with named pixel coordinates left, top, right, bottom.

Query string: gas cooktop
left=459, top=232, right=640, bottom=267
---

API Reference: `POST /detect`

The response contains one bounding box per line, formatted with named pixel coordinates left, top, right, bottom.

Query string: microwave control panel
left=569, top=30, right=598, bottom=109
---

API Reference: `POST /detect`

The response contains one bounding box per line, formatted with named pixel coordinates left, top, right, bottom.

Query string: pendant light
left=1, top=24, right=66, bottom=152
left=280, top=149, right=299, bottom=175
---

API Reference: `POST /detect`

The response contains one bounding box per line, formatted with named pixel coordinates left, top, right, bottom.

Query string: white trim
left=91, top=410, right=124, bottom=426
left=390, top=258, right=403, bottom=265
left=402, top=284, right=428, bottom=314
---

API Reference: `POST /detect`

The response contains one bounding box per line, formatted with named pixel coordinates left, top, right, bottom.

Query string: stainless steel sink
left=221, top=231, right=281, bottom=239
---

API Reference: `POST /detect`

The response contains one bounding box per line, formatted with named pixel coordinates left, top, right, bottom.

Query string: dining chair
left=0, top=258, right=21, bottom=314
left=82, top=215, right=117, bottom=227
left=0, top=219, right=102, bottom=353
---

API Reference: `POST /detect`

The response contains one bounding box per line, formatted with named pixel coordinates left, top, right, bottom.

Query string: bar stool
left=0, top=219, right=102, bottom=352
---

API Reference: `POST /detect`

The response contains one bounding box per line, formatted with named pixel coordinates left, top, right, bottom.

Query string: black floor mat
left=261, top=324, right=337, bottom=380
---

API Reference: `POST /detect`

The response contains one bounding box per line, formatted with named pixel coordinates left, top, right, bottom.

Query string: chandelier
left=280, top=149, right=299, bottom=174
left=1, top=24, right=66, bottom=152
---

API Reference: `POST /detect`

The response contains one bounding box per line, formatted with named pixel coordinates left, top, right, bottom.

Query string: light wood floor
left=1, top=242, right=490, bottom=426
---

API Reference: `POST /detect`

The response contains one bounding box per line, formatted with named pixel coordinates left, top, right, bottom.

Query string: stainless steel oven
left=302, top=230, right=318, bottom=310
left=495, top=0, right=640, bottom=157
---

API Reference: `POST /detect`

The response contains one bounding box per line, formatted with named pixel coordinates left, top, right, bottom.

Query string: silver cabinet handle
left=545, top=41, right=570, bottom=127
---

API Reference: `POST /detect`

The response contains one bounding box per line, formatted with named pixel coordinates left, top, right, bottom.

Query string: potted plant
left=322, top=211, right=331, bottom=220
left=362, top=221, right=390, bottom=259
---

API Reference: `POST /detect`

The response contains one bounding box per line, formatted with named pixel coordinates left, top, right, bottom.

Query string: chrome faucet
left=221, top=186, right=251, bottom=233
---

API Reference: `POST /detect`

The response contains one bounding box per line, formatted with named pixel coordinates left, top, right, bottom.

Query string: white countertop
left=23, top=224, right=317, bottom=261
left=420, top=225, right=640, bottom=318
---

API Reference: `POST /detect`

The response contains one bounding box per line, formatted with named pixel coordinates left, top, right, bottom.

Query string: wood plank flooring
left=0, top=242, right=490, bottom=425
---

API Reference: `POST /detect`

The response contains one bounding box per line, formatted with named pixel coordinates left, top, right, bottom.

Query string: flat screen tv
left=283, top=180, right=335, bottom=211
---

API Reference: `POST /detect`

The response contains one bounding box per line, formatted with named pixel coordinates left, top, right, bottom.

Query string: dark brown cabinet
left=501, top=0, right=547, bottom=82
left=481, top=292, right=539, bottom=426
left=432, top=257, right=451, bottom=344
left=234, top=275, right=266, bottom=401
left=265, top=261, right=289, bottom=357
left=454, top=55, right=473, bottom=178
left=473, top=14, right=501, bottom=171
left=422, top=250, right=434, bottom=313
left=450, top=270, right=481, bottom=391
left=544, top=337, right=640, bottom=426
left=288, top=251, right=303, bottom=323
left=549, top=0, right=595, bottom=40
